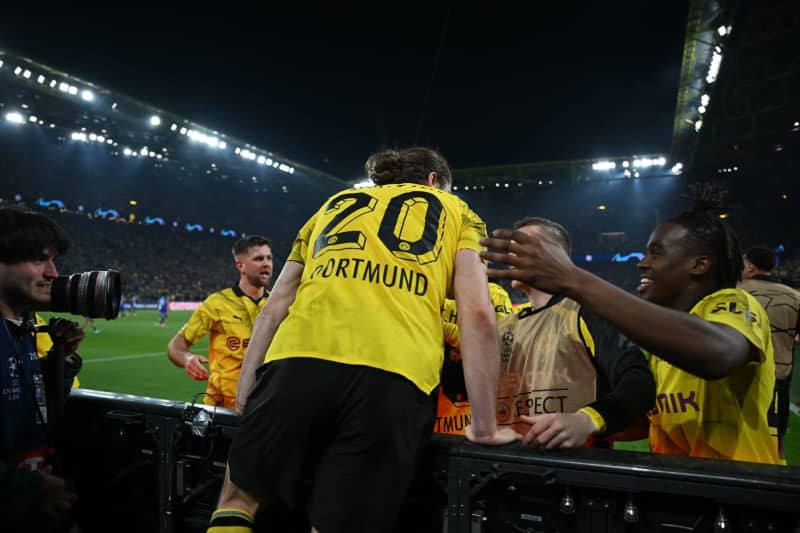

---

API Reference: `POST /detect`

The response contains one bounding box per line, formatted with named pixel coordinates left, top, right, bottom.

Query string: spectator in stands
left=482, top=184, right=782, bottom=464
left=207, top=147, right=518, bottom=533
left=0, top=207, right=83, bottom=532
left=740, top=245, right=800, bottom=458
left=167, top=236, right=273, bottom=408
left=494, top=217, right=654, bottom=448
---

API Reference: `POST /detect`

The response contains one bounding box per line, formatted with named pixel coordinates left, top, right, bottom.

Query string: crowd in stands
left=1, top=129, right=798, bottom=301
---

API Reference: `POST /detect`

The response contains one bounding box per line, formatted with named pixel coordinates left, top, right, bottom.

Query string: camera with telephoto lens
left=49, top=270, right=122, bottom=320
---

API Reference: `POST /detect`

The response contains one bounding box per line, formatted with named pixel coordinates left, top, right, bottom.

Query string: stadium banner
left=169, top=301, right=203, bottom=311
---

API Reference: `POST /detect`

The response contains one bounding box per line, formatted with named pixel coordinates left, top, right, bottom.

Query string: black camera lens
left=50, top=270, right=121, bottom=319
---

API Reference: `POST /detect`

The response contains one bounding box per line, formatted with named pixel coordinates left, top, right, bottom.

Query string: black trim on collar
left=232, top=283, right=266, bottom=305
left=518, top=294, right=566, bottom=319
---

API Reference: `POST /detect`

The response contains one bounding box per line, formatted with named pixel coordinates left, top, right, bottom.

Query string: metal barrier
left=62, top=389, right=800, bottom=533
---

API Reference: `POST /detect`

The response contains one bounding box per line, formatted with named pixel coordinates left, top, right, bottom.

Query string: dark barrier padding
left=61, top=389, right=800, bottom=533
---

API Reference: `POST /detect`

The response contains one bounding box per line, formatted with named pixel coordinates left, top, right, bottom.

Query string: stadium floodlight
left=123, top=148, right=132, bottom=156
left=70, top=132, right=87, bottom=141
left=624, top=169, right=631, bottom=178
left=179, top=127, right=187, bottom=135
left=634, top=171, right=640, bottom=178
left=170, top=123, right=178, bottom=131
left=49, top=80, right=57, bottom=88
left=596, top=204, right=607, bottom=211
left=5, top=112, right=25, bottom=124
left=89, top=133, right=97, bottom=141
left=49, top=123, right=55, bottom=128
left=140, top=147, right=148, bottom=156
left=106, top=138, right=113, bottom=145
left=97, top=135, right=106, bottom=143
left=265, top=158, right=273, bottom=166
left=68, top=86, right=78, bottom=95
left=0, top=60, right=3, bottom=68
left=622, top=161, right=630, bottom=168
left=28, top=115, right=38, bottom=123
left=37, top=75, right=45, bottom=84
left=694, top=119, right=703, bottom=132
left=717, top=25, right=727, bottom=36
left=22, top=69, right=32, bottom=79
left=701, top=94, right=710, bottom=106
left=272, top=161, right=279, bottom=168
left=698, top=105, right=706, bottom=114
left=58, top=82, right=69, bottom=92
left=592, top=161, right=616, bottom=171
left=218, top=141, right=227, bottom=149
left=706, top=51, right=723, bottom=83
left=150, top=115, right=161, bottom=127
left=289, top=167, right=295, bottom=174
left=81, top=90, right=94, bottom=102
left=234, top=147, right=241, bottom=154
left=14, top=66, right=22, bottom=75
left=257, top=155, right=266, bottom=165
left=279, top=163, right=291, bottom=173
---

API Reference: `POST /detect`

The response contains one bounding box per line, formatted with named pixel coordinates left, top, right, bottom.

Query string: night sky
left=1, top=3, right=687, bottom=178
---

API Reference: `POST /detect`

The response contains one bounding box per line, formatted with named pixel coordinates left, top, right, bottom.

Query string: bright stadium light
left=289, top=167, right=295, bottom=174
left=123, top=148, right=132, bottom=156
left=37, top=74, right=45, bottom=84
left=592, top=161, right=616, bottom=171
left=701, top=94, right=710, bottom=106
left=68, top=86, right=78, bottom=95
left=29, top=115, right=38, bottom=123
left=13, top=66, right=22, bottom=75
left=695, top=119, right=703, bottom=132
left=257, top=155, right=266, bottom=165
left=0, top=60, right=4, bottom=68
left=218, top=141, right=226, bottom=149
left=89, top=133, right=97, bottom=141
left=58, top=82, right=69, bottom=92
left=671, top=162, right=684, bottom=175
left=150, top=115, right=161, bottom=126
left=698, top=105, right=706, bottom=114
left=5, top=112, right=25, bottom=124
left=97, top=135, right=106, bottom=143
left=170, top=123, right=178, bottom=131
left=622, top=161, right=630, bottom=168
left=49, top=80, right=57, bottom=88
left=81, top=90, right=94, bottom=101
left=22, top=69, right=32, bottom=79
left=717, top=25, right=727, bottom=36
left=706, top=51, right=723, bottom=83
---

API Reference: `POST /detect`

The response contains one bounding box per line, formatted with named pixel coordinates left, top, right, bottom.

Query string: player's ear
left=426, top=172, right=439, bottom=188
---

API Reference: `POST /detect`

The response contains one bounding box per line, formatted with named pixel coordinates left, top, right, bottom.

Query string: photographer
left=0, top=207, right=84, bottom=532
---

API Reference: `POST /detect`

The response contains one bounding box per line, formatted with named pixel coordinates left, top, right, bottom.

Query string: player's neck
left=238, top=280, right=265, bottom=300
left=523, top=288, right=552, bottom=310
left=0, top=299, right=24, bottom=321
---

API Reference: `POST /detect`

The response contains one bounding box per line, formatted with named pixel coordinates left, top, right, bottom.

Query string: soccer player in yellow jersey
left=207, top=147, right=518, bottom=533
left=481, top=183, right=782, bottom=464
left=167, top=236, right=272, bottom=408
left=436, top=280, right=513, bottom=434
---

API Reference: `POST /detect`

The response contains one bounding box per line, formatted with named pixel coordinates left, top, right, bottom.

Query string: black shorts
left=228, top=358, right=434, bottom=533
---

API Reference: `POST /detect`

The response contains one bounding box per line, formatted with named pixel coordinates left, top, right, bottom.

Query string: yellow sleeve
left=36, top=314, right=79, bottom=388
left=489, top=283, right=513, bottom=318
left=578, top=406, right=607, bottom=433
left=692, top=289, right=771, bottom=362
left=287, top=211, right=318, bottom=264
left=457, top=206, right=487, bottom=254
left=178, top=299, right=216, bottom=345
left=35, top=314, right=53, bottom=357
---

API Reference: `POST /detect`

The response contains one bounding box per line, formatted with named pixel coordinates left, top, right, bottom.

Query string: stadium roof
left=0, top=48, right=346, bottom=186
left=670, top=0, right=735, bottom=168
left=438, top=155, right=681, bottom=192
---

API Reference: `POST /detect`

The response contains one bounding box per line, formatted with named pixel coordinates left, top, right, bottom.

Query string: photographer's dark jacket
left=0, top=313, right=81, bottom=524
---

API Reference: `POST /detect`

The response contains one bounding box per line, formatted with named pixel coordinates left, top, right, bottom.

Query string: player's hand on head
left=480, top=228, right=577, bottom=294
left=48, top=317, right=85, bottom=356
left=184, top=354, right=209, bottom=380
left=519, top=412, right=595, bottom=449
left=465, top=425, right=521, bottom=446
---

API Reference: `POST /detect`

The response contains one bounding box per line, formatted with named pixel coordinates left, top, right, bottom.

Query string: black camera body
left=49, top=270, right=122, bottom=320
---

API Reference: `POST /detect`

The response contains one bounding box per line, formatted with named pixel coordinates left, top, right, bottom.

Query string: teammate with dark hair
left=481, top=183, right=781, bottom=464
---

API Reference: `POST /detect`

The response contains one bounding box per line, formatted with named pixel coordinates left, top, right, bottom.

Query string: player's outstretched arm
left=481, top=228, right=753, bottom=380
left=166, top=335, right=209, bottom=380
left=236, top=261, right=303, bottom=414
left=455, top=249, right=520, bottom=446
